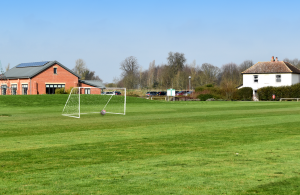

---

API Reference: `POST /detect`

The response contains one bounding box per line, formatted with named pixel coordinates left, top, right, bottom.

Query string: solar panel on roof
left=16, top=61, right=49, bottom=68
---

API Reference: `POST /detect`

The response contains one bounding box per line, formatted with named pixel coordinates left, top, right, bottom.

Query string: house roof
left=79, top=80, right=105, bottom=88
left=242, top=61, right=300, bottom=74
left=4, top=61, right=80, bottom=79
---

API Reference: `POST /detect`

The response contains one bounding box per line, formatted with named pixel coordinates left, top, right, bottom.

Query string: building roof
left=79, top=80, right=105, bottom=88
left=242, top=61, right=300, bottom=74
left=4, top=61, right=80, bottom=79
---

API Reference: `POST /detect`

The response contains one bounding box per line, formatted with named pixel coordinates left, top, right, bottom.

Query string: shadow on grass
left=245, top=177, right=300, bottom=194
left=0, top=114, right=12, bottom=117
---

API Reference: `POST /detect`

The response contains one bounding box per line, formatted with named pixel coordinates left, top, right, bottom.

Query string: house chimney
left=275, top=57, right=278, bottom=62
left=271, top=56, right=274, bottom=62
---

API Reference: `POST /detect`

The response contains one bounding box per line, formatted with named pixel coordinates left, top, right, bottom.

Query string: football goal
left=62, top=87, right=126, bottom=118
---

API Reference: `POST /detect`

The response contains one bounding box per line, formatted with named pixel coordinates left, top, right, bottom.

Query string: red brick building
left=0, top=61, right=104, bottom=95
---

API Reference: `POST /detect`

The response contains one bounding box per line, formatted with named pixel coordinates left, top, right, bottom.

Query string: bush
left=195, top=86, right=204, bottom=92
left=197, top=94, right=214, bottom=101
left=55, top=88, right=66, bottom=94
left=65, top=87, right=78, bottom=94
left=194, top=85, right=223, bottom=100
left=127, top=91, right=140, bottom=97
left=237, top=87, right=253, bottom=100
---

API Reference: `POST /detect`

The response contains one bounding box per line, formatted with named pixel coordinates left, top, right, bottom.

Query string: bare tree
left=238, top=60, right=253, bottom=84
left=120, top=56, right=139, bottom=89
left=72, top=59, right=102, bottom=81
left=5, top=63, right=10, bottom=71
left=200, top=63, right=221, bottom=85
left=73, top=59, right=87, bottom=78
left=160, top=65, right=172, bottom=89
left=221, top=63, right=240, bottom=85
left=239, top=60, right=253, bottom=72
left=148, top=60, right=155, bottom=88
left=283, top=58, right=300, bottom=68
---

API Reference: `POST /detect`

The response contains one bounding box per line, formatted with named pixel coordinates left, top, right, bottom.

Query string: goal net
left=62, top=87, right=126, bottom=118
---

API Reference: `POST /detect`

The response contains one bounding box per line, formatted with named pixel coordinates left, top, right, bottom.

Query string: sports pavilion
left=0, top=61, right=105, bottom=95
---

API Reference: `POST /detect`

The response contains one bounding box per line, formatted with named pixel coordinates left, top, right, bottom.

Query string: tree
left=148, top=60, right=155, bottom=88
left=73, top=59, right=87, bottom=78
left=221, top=63, right=240, bottom=85
left=160, top=65, right=172, bottom=89
left=200, top=63, right=221, bottom=85
left=238, top=60, right=253, bottom=84
left=283, top=58, right=300, bottom=68
left=120, top=56, right=139, bottom=89
left=82, top=70, right=102, bottom=81
left=5, top=63, right=10, bottom=71
left=239, top=60, right=253, bottom=72
left=167, top=52, right=186, bottom=75
left=73, top=59, right=102, bottom=81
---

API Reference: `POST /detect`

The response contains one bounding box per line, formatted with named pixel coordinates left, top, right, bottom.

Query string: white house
left=239, top=56, right=300, bottom=99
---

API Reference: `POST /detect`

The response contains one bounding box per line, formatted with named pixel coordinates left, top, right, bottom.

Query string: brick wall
left=79, top=83, right=102, bottom=94
left=0, top=63, right=79, bottom=95
left=0, top=78, right=30, bottom=95
left=32, top=64, right=79, bottom=94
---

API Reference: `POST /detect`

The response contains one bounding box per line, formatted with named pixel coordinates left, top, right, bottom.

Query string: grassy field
left=1, top=95, right=300, bottom=194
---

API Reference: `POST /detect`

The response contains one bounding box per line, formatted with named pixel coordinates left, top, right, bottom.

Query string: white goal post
left=62, top=87, right=126, bottom=118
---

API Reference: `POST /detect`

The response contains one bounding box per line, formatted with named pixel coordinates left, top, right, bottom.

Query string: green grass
left=1, top=95, right=300, bottom=194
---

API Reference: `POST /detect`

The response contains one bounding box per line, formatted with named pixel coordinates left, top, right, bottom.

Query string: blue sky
left=1, top=0, right=300, bottom=82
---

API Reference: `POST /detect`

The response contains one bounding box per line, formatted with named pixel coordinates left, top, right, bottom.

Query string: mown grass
left=1, top=95, right=300, bottom=194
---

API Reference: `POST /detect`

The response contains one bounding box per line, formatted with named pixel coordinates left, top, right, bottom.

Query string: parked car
left=156, top=91, right=167, bottom=96
left=146, top=91, right=157, bottom=96
left=114, top=91, right=121, bottom=95
left=176, top=91, right=188, bottom=96
left=183, top=91, right=193, bottom=96
left=104, top=91, right=114, bottom=95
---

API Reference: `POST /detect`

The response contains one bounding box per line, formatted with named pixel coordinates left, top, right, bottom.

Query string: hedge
left=257, top=83, right=300, bottom=101
left=236, top=87, right=253, bottom=100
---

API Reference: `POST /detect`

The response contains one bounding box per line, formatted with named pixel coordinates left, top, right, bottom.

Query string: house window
left=46, top=84, right=65, bottom=94
left=54, top=67, right=57, bottom=74
left=276, top=75, right=281, bottom=82
left=22, top=84, right=28, bottom=95
left=85, top=88, right=90, bottom=94
left=11, top=84, right=17, bottom=95
left=1, top=85, right=7, bottom=95
left=254, top=75, right=258, bottom=83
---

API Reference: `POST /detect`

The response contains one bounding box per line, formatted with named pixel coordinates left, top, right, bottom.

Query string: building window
left=46, top=84, right=65, bottom=94
left=1, top=85, right=7, bottom=95
left=276, top=75, right=281, bottom=82
left=254, top=75, right=258, bottom=83
left=85, top=88, right=90, bottom=94
left=11, top=84, right=17, bottom=95
left=54, top=67, right=57, bottom=74
left=22, top=84, right=28, bottom=95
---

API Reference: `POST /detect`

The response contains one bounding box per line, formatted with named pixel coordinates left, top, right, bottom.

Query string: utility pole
left=188, top=76, right=191, bottom=91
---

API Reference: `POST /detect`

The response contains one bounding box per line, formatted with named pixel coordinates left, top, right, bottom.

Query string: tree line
left=113, top=52, right=256, bottom=90
left=72, top=59, right=102, bottom=81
